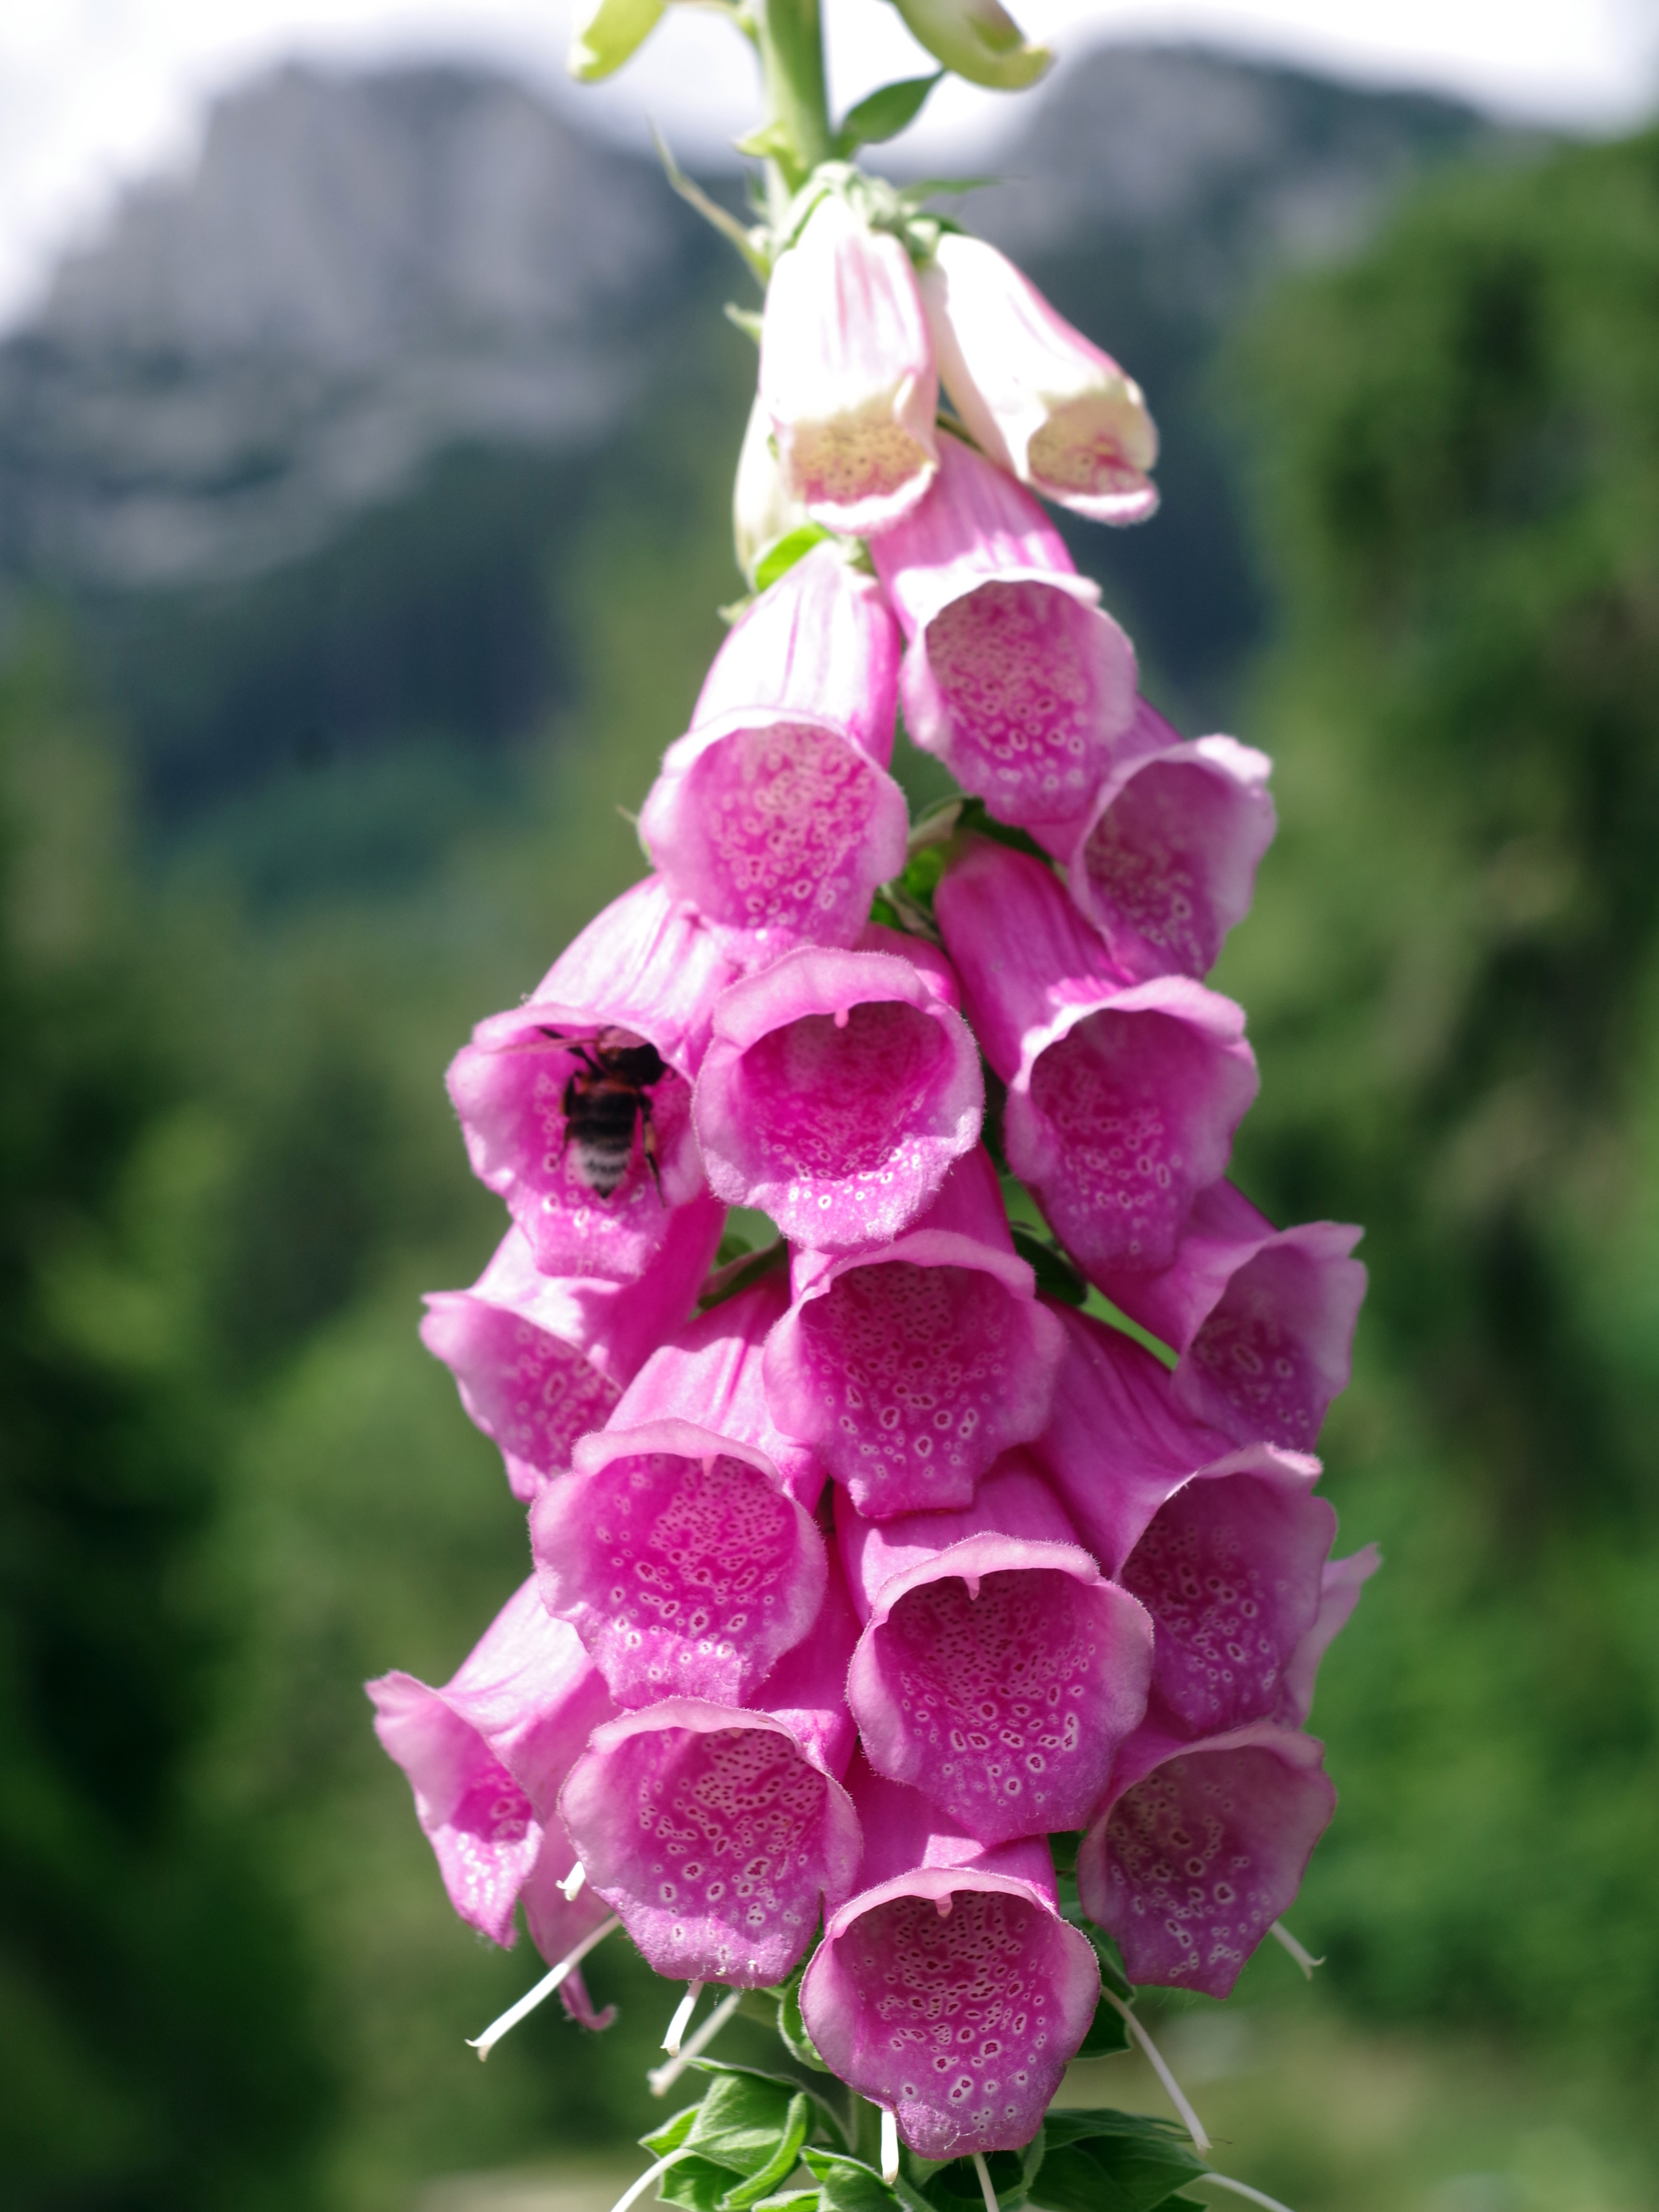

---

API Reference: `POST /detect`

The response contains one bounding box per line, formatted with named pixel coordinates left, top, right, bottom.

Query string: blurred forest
left=1, top=41, right=1657, bottom=2212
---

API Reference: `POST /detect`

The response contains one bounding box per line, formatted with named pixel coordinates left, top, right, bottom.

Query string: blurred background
left=2, top=6, right=1658, bottom=2210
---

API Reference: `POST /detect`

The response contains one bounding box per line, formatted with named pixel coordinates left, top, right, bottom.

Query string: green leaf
left=722, top=2093, right=814, bottom=2210
left=754, top=525, right=834, bottom=593
left=1035, top=2113, right=1208, bottom=2212
left=833, top=74, right=944, bottom=157
left=1010, top=1227, right=1087, bottom=1308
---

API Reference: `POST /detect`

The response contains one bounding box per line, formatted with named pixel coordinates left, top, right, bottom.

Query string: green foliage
left=0, top=631, right=333, bottom=2211
left=834, top=74, right=945, bottom=158
left=1224, top=125, right=1659, bottom=2064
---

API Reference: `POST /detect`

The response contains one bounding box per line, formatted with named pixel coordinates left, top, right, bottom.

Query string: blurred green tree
left=1224, top=126, right=1659, bottom=2056
left=0, top=630, right=334, bottom=2211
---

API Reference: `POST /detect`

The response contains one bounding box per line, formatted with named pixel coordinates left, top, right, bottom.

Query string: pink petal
left=693, top=944, right=983, bottom=1251
left=765, top=1150, right=1065, bottom=1517
left=1120, top=1471, right=1337, bottom=1739
left=921, top=233, right=1159, bottom=526
left=419, top=1208, right=723, bottom=1499
left=802, top=1767, right=1099, bottom=2161
left=560, top=1700, right=863, bottom=1987
left=760, top=192, right=939, bottom=535
left=936, top=842, right=1257, bottom=1276
left=447, top=879, right=735, bottom=1282
left=1277, top=1544, right=1381, bottom=1729
left=1077, top=1722, right=1336, bottom=1998
left=842, top=1460, right=1153, bottom=1842
left=533, top=1419, right=828, bottom=1709
left=1044, top=705, right=1276, bottom=982
left=871, top=436, right=1137, bottom=829
left=366, top=1581, right=615, bottom=1951
left=1097, top=1181, right=1367, bottom=1452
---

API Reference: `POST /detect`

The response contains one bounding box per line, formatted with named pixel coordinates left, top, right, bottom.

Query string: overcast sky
left=1, top=0, right=1655, bottom=329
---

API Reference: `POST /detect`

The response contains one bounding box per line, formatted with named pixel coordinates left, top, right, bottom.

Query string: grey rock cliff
left=0, top=63, right=690, bottom=587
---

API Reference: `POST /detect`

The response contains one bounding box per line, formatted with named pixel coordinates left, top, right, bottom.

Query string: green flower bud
left=888, top=0, right=1052, bottom=89
left=567, top=0, right=665, bottom=83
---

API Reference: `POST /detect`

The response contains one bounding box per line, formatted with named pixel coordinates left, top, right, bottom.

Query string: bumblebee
left=543, top=1026, right=668, bottom=1200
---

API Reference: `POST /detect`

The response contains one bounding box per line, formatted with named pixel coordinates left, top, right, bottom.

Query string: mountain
left=0, top=46, right=1533, bottom=885
left=0, top=63, right=699, bottom=590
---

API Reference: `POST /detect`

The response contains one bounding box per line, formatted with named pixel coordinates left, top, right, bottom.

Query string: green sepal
left=725, top=304, right=765, bottom=344
left=566, top=0, right=664, bottom=81
left=721, top=2094, right=815, bottom=2210
left=699, top=1238, right=788, bottom=1311
left=754, top=525, right=835, bottom=594
left=884, top=0, right=1051, bottom=90
left=766, top=1963, right=833, bottom=2073
left=688, top=2061, right=848, bottom=2156
left=642, top=2065, right=799, bottom=2178
left=803, top=2149, right=933, bottom=2212
left=1034, top=2113, right=1208, bottom=2212
left=833, top=74, right=945, bottom=157
left=662, top=2158, right=744, bottom=2212
left=913, top=2130, right=1045, bottom=2212
left=1010, top=1227, right=1087, bottom=1307
left=643, top=2105, right=706, bottom=2159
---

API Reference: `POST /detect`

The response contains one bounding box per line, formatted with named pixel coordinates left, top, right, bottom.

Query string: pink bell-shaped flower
left=693, top=940, right=983, bottom=1250
left=419, top=1204, right=724, bottom=1500
left=760, top=191, right=939, bottom=536
left=1041, top=702, right=1277, bottom=982
left=531, top=1281, right=829, bottom=1709
left=1095, top=1179, right=1367, bottom=1452
left=447, top=877, right=737, bottom=1282
left=870, top=433, right=1138, bottom=830
left=1076, top=1721, right=1337, bottom=1999
left=366, top=1580, right=616, bottom=1979
left=921, top=232, right=1159, bottom=524
left=839, top=1453, right=1153, bottom=1842
left=557, top=1561, right=864, bottom=1987
left=800, top=1762, right=1100, bottom=2160
left=640, top=543, right=910, bottom=958
left=764, top=1147, right=1065, bottom=1518
left=935, top=839, right=1258, bottom=1279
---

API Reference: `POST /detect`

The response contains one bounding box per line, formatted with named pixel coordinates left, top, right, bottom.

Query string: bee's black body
left=547, top=1027, right=668, bottom=1199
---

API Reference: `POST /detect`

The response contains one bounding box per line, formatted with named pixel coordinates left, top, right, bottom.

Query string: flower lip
left=802, top=1859, right=1101, bottom=2161
left=1076, top=1719, right=1336, bottom=2000
left=1043, top=714, right=1277, bottom=983
left=694, top=944, right=983, bottom=1251
left=558, top=1696, right=864, bottom=1988
left=641, top=707, right=910, bottom=957
left=538, top=1417, right=830, bottom=1710
left=846, top=1528, right=1154, bottom=1842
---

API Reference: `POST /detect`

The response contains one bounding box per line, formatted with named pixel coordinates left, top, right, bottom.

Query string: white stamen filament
left=972, top=2152, right=1000, bottom=2212
left=880, top=2107, right=899, bottom=2185
left=1202, top=2174, right=1300, bottom=2212
left=663, top=1980, right=705, bottom=2055
left=647, top=1986, right=742, bottom=2097
left=1098, top=1990, right=1211, bottom=2153
left=1268, top=1921, right=1324, bottom=1979
left=605, top=2150, right=691, bottom=2212
left=560, top=1863, right=588, bottom=1903
left=465, top=1914, right=620, bottom=2061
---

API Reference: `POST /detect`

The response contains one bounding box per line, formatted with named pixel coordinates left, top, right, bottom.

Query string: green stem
left=756, top=0, right=833, bottom=197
